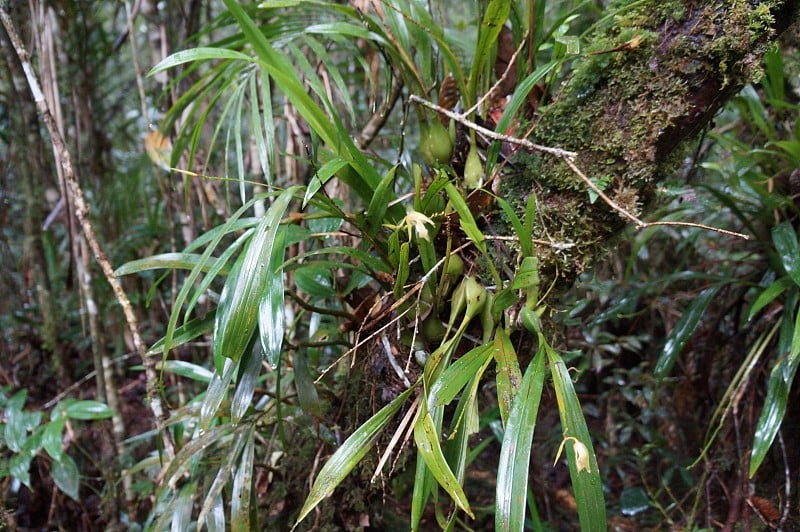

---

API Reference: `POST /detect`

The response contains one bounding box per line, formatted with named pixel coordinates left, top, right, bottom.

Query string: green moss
left=498, top=0, right=783, bottom=289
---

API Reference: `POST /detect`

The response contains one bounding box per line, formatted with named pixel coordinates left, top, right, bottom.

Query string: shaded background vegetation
left=1, top=0, right=799, bottom=530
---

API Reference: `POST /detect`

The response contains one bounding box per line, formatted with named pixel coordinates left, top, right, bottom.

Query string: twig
left=0, top=6, right=174, bottom=457
left=410, top=95, right=749, bottom=241
left=778, top=431, right=791, bottom=530
left=409, top=94, right=577, bottom=159
left=563, top=157, right=750, bottom=240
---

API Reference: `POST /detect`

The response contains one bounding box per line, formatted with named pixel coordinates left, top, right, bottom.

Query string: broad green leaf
left=114, top=253, right=228, bottom=276
left=296, top=385, right=415, bottom=526
left=42, top=417, right=66, bottom=462
left=65, top=401, right=113, bottom=420
left=4, top=390, right=38, bottom=452
left=496, top=345, right=546, bottom=532
left=294, top=265, right=337, bottom=299
left=214, top=186, right=298, bottom=372
left=772, top=221, right=800, bottom=287
left=157, top=360, right=214, bottom=383
left=9, top=450, right=33, bottom=487
left=747, top=277, right=794, bottom=321
left=547, top=344, right=606, bottom=531
left=655, top=285, right=720, bottom=378
left=51, top=454, right=80, bottom=501
left=429, top=343, right=493, bottom=407
left=232, top=427, right=256, bottom=531
left=493, top=329, right=522, bottom=424
left=750, top=306, right=800, bottom=476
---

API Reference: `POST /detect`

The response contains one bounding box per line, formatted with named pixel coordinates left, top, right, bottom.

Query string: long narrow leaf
left=214, top=187, right=299, bottom=372
left=750, top=304, right=800, bottom=476
left=655, top=285, right=720, bottom=378
left=547, top=344, right=606, bottom=531
left=296, top=385, right=416, bottom=526
left=496, top=345, right=546, bottom=532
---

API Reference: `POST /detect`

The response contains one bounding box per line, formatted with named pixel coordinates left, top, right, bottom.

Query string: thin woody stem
left=0, top=6, right=175, bottom=457
left=411, top=95, right=750, bottom=241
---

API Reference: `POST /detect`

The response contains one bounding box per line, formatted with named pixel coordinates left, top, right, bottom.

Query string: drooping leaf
left=413, top=400, right=474, bottom=519
left=214, top=186, right=299, bottom=372
left=750, top=305, right=800, bottom=477
left=296, top=385, right=416, bottom=526
left=546, top=343, right=606, bottom=530
left=496, top=344, right=546, bottom=532
left=51, top=454, right=80, bottom=501
left=231, top=427, right=256, bottom=531
left=655, top=285, right=720, bottom=378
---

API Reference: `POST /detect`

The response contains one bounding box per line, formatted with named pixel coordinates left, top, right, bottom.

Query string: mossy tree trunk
left=501, top=0, right=799, bottom=289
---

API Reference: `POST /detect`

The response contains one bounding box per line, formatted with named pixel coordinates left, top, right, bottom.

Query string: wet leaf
left=51, top=454, right=80, bottom=501
left=496, top=345, right=545, bottom=532
left=655, top=285, right=720, bottom=378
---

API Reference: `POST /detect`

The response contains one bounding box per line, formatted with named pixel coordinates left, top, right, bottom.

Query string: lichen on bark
left=501, top=0, right=797, bottom=290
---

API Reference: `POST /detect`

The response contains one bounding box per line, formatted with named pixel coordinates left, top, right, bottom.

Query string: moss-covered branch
left=501, top=0, right=799, bottom=289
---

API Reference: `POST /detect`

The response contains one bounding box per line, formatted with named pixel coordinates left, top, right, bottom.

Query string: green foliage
left=0, top=389, right=112, bottom=501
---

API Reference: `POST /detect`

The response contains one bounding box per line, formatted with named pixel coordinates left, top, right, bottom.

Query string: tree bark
left=500, top=0, right=800, bottom=290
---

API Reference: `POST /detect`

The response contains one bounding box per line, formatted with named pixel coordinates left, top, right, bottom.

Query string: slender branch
left=0, top=6, right=174, bottom=457
left=563, top=156, right=750, bottom=240
left=409, top=94, right=577, bottom=159
left=411, top=95, right=750, bottom=241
